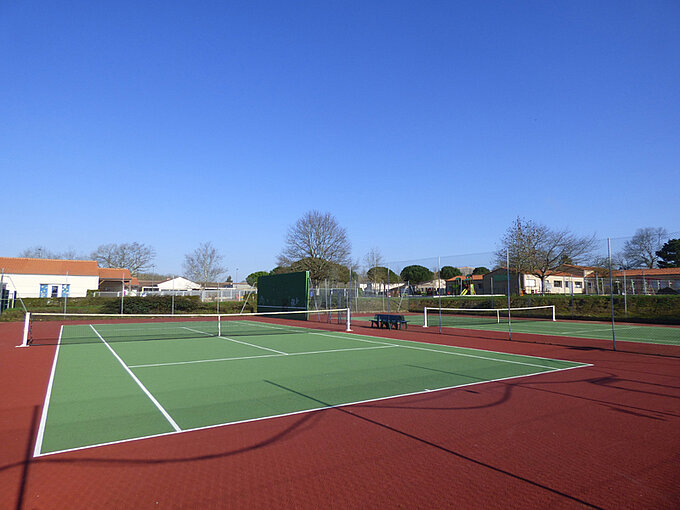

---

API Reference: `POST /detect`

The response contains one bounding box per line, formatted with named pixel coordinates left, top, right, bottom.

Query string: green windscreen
left=257, top=271, right=310, bottom=320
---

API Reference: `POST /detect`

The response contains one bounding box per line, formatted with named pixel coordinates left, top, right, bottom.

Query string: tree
left=363, top=248, right=384, bottom=272
left=182, top=242, right=226, bottom=286
left=623, top=227, right=668, bottom=268
left=440, top=266, right=461, bottom=279
left=91, top=242, right=155, bottom=275
left=494, top=217, right=539, bottom=293
left=366, top=266, right=401, bottom=284
left=20, top=246, right=85, bottom=259
left=246, top=271, right=269, bottom=287
left=472, top=267, right=490, bottom=275
left=400, top=265, right=434, bottom=285
left=269, top=266, right=291, bottom=275
left=495, top=217, right=596, bottom=294
left=656, top=239, right=680, bottom=268
left=278, top=210, right=351, bottom=283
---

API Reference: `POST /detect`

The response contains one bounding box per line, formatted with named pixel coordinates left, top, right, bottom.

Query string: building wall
left=3, top=273, right=99, bottom=298
left=480, top=271, right=586, bottom=295
left=523, top=274, right=586, bottom=294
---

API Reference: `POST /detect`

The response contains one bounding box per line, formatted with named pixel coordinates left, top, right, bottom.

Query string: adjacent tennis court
left=355, top=307, right=680, bottom=346
left=34, top=316, right=588, bottom=456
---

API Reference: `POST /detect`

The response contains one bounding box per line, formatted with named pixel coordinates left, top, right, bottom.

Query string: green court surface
left=35, top=320, right=588, bottom=456
left=355, top=314, right=680, bottom=346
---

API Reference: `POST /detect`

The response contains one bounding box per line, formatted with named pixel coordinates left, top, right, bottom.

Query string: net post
left=217, top=314, right=222, bottom=336
left=18, top=312, right=31, bottom=347
left=496, top=309, right=500, bottom=323
left=423, top=307, right=428, bottom=328
left=345, top=307, right=352, bottom=332
left=551, top=305, right=556, bottom=321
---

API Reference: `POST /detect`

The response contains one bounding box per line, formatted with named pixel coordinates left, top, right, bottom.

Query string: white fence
left=93, top=288, right=251, bottom=301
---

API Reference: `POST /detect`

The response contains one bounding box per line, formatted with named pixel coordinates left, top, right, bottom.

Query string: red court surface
left=1, top=320, right=678, bottom=509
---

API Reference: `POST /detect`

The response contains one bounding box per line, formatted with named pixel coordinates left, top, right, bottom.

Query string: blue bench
left=370, top=314, right=408, bottom=330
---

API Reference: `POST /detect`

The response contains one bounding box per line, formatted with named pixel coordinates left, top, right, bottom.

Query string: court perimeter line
left=33, top=363, right=589, bottom=458
left=310, top=332, right=581, bottom=371
left=129, top=344, right=396, bottom=368
left=89, top=325, right=181, bottom=432
left=33, top=325, right=64, bottom=457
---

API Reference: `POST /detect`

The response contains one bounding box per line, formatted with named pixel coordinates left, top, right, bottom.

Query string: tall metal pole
left=437, top=257, right=442, bottom=334
left=348, top=268, right=352, bottom=312
left=0, top=269, right=4, bottom=315
left=623, top=270, right=627, bottom=315
left=387, top=263, right=390, bottom=317
left=506, top=249, right=512, bottom=340
left=63, top=271, right=69, bottom=317
left=120, top=271, right=125, bottom=314
left=608, top=238, right=616, bottom=350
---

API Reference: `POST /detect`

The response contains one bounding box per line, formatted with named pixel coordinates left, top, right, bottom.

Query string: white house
left=157, top=277, right=201, bottom=291
left=0, top=258, right=101, bottom=298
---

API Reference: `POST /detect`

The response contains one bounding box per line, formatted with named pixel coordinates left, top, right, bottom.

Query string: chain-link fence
left=337, top=232, right=679, bottom=356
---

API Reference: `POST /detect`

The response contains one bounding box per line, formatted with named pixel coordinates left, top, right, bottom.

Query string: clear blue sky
left=2, top=1, right=679, bottom=278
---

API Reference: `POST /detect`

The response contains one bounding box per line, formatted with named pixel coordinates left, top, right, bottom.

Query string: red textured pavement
left=1, top=320, right=678, bottom=509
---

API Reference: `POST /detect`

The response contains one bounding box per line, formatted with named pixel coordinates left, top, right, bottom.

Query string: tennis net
left=423, top=305, right=556, bottom=328
left=20, top=308, right=351, bottom=346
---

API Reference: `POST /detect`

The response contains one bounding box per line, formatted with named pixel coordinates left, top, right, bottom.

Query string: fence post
left=608, top=238, right=616, bottom=351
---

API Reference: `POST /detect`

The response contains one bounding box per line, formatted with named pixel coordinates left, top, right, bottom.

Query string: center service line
left=89, top=324, right=181, bottom=432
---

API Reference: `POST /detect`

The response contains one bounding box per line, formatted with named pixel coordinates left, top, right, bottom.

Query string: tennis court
left=355, top=308, right=680, bottom=345
left=34, top=316, right=588, bottom=456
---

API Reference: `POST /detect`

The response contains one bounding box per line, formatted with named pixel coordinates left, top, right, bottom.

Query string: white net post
left=19, top=312, right=31, bottom=347
left=345, top=308, right=352, bottom=332
left=496, top=309, right=500, bottom=323
left=551, top=305, right=556, bottom=321
left=423, top=307, right=429, bottom=328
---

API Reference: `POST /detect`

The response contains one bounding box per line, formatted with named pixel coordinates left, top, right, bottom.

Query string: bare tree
left=494, top=217, right=542, bottom=293
left=363, top=247, right=383, bottom=271
left=183, top=242, right=227, bottom=286
left=496, top=217, right=596, bottom=294
left=91, top=242, right=156, bottom=275
left=20, top=246, right=85, bottom=259
left=363, top=247, right=384, bottom=287
left=20, top=246, right=58, bottom=259
left=278, top=211, right=351, bottom=283
left=622, top=227, right=668, bottom=268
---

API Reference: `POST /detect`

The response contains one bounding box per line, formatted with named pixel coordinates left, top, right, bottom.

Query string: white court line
left=182, top=325, right=289, bottom=355
left=129, top=344, right=396, bottom=368
left=214, top=323, right=589, bottom=368
left=33, top=363, right=589, bottom=458
left=89, top=325, right=181, bottom=432
left=181, top=326, right=214, bottom=336
left=310, top=332, right=577, bottom=371
left=32, top=325, right=64, bottom=457
left=552, top=325, right=649, bottom=337
left=218, top=335, right=288, bottom=355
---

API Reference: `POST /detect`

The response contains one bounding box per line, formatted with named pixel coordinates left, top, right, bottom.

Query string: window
left=575, top=282, right=582, bottom=288
left=554, top=280, right=562, bottom=288
left=51, top=285, right=59, bottom=297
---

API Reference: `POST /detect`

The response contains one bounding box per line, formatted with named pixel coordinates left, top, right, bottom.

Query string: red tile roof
left=612, top=268, right=680, bottom=277
left=0, top=257, right=100, bottom=276
left=98, top=267, right=132, bottom=281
